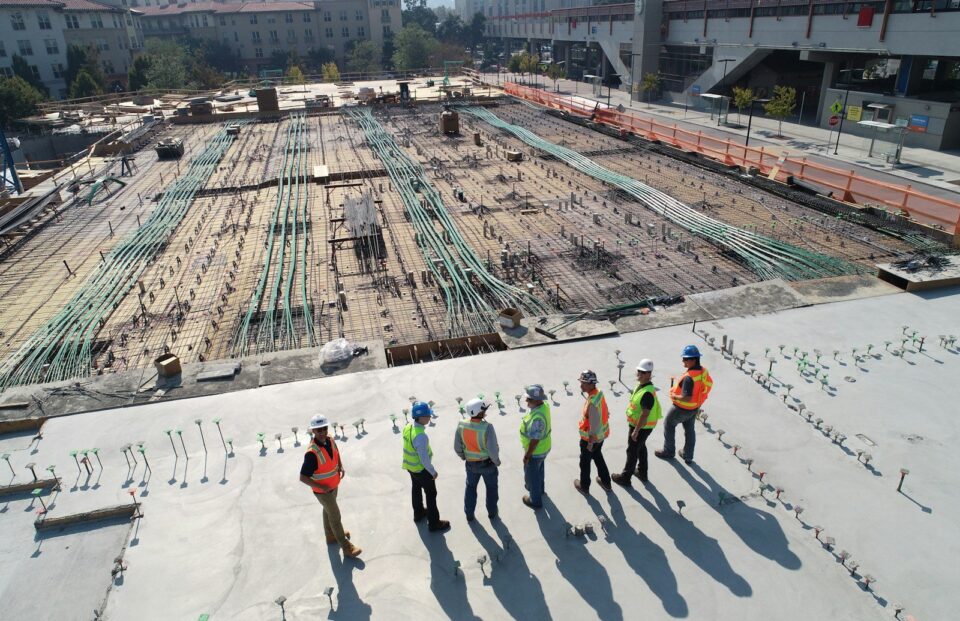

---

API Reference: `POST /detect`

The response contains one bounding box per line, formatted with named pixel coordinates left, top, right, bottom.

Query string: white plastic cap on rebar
left=308, top=414, right=330, bottom=430
left=464, top=398, right=489, bottom=417
left=636, top=359, right=654, bottom=372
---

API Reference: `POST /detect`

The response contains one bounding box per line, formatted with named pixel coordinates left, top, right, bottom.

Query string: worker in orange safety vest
left=454, top=398, right=501, bottom=521
left=574, top=370, right=613, bottom=494
left=656, top=345, right=713, bottom=464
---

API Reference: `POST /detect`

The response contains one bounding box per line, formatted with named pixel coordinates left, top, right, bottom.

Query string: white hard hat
left=636, top=359, right=654, bottom=372
left=308, top=414, right=330, bottom=430
left=465, top=398, right=489, bottom=417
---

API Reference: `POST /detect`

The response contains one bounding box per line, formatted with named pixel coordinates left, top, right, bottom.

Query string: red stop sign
left=829, top=115, right=839, bottom=127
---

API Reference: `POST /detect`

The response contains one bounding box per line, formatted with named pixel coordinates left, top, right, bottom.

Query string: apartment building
left=0, top=0, right=143, bottom=98
left=136, top=0, right=400, bottom=67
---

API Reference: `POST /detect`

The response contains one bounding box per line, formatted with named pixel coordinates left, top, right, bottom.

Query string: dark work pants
left=409, top=470, right=440, bottom=527
left=579, top=439, right=611, bottom=489
left=621, top=426, right=653, bottom=481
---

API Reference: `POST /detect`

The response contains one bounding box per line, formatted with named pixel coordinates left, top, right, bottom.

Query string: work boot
left=429, top=520, right=451, bottom=533
left=326, top=530, right=350, bottom=545
left=654, top=450, right=675, bottom=461
left=522, top=495, right=541, bottom=510
left=680, top=453, right=694, bottom=465
left=342, top=542, right=362, bottom=558
left=611, top=473, right=632, bottom=487
left=595, top=476, right=613, bottom=492
left=574, top=479, right=589, bottom=494
left=413, top=511, right=426, bottom=523
left=466, top=514, right=475, bottom=522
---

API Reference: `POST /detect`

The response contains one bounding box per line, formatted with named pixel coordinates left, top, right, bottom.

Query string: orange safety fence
left=503, top=82, right=960, bottom=236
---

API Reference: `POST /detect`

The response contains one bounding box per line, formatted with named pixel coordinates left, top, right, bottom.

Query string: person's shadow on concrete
left=535, top=496, right=624, bottom=620
left=600, top=490, right=690, bottom=617
left=416, top=527, right=482, bottom=621
left=326, top=546, right=371, bottom=620
left=468, top=519, right=551, bottom=619
left=631, top=482, right=752, bottom=600
left=676, top=462, right=801, bottom=570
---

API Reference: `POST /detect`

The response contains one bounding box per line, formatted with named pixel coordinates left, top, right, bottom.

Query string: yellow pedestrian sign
left=830, top=100, right=843, bottom=114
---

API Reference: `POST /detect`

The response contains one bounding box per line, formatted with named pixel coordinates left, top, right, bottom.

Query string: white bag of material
left=320, top=338, right=354, bottom=364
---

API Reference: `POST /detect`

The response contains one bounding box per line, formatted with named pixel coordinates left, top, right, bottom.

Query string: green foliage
left=306, top=47, right=336, bottom=72
left=392, top=24, right=437, bottom=70
left=436, top=15, right=464, bottom=43
left=467, top=12, right=487, bottom=49
left=346, top=41, right=382, bottom=74
left=69, top=69, right=103, bottom=99
left=128, top=55, right=152, bottom=91
left=547, top=63, right=565, bottom=90
left=402, top=4, right=437, bottom=35
left=381, top=33, right=396, bottom=71
left=66, top=45, right=106, bottom=96
left=269, top=49, right=301, bottom=71
left=507, top=54, right=523, bottom=74
left=763, top=85, right=796, bottom=135
left=144, top=40, right=188, bottom=90
left=640, top=72, right=660, bottom=105
left=286, top=65, right=306, bottom=84
left=0, top=76, right=45, bottom=124
left=321, top=62, right=341, bottom=82
left=10, top=55, right=47, bottom=97
left=732, top=85, right=754, bottom=123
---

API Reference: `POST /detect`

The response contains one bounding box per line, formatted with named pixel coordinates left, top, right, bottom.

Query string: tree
left=0, top=76, right=45, bottom=124
left=306, top=47, right=335, bottom=72
left=346, top=41, right=381, bottom=74
left=466, top=12, right=487, bottom=49
left=393, top=24, right=437, bottom=71
left=381, top=32, right=395, bottom=71
left=402, top=3, right=437, bottom=34
left=128, top=54, right=152, bottom=91
left=10, top=54, right=48, bottom=97
left=763, top=85, right=797, bottom=137
left=640, top=72, right=661, bottom=107
left=144, top=40, right=188, bottom=90
left=69, top=69, right=103, bottom=99
left=731, top=86, right=754, bottom=125
left=321, top=62, right=340, bottom=82
left=436, top=15, right=464, bottom=44
left=66, top=45, right=106, bottom=96
left=507, top=53, right=523, bottom=74
left=547, top=63, right=565, bottom=91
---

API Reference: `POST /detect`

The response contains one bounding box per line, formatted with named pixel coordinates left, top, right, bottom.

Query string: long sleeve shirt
left=585, top=390, right=602, bottom=439
left=453, top=420, right=501, bottom=466
left=411, top=423, right=436, bottom=476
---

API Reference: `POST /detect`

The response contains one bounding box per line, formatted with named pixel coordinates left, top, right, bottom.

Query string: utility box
left=154, top=353, right=182, bottom=378
left=440, top=109, right=460, bottom=135
left=255, top=87, right=279, bottom=112
left=498, top=307, right=523, bottom=329
left=506, top=150, right=522, bottom=162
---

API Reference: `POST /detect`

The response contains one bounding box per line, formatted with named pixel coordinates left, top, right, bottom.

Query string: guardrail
left=503, top=82, right=960, bottom=238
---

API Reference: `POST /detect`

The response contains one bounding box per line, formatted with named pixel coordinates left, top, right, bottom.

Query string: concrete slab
left=614, top=300, right=715, bottom=334
left=787, top=274, right=902, bottom=305
left=0, top=289, right=957, bottom=620
left=498, top=313, right=619, bottom=348
left=689, top=279, right=809, bottom=319
left=258, top=341, right=387, bottom=387
left=877, top=254, right=960, bottom=291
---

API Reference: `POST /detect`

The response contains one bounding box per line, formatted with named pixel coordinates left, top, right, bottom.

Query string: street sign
left=691, top=85, right=701, bottom=97
left=829, top=115, right=839, bottom=127
left=830, top=100, right=843, bottom=114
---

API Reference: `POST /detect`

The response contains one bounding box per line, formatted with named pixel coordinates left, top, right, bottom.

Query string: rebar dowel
left=195, top=419, right=207, bottom=453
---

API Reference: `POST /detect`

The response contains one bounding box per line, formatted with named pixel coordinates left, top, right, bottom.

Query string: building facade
left=0, top=0, right=143, bottom=98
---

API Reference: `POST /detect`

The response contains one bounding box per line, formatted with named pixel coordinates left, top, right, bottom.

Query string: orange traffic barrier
left=504, top=82, right=960, bottom=236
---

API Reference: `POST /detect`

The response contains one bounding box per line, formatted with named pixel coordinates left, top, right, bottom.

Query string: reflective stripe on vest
left=670, top=367, right=713, bottom=410
left=578, top=390, right=610, bottom=440
left=520, top=403, right=552, bottom=456
left=627, top=383, right=662, bottom=429
left=402, top=423, right=432, bottom=472
left=308, top=440, right=341, bottom=493
left=458, top=420, right=489, bottom=461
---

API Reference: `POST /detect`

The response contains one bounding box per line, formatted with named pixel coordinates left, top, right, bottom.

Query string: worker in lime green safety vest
left=612, top=359, right=662, bottom=487
left=519, top=384, right=551, bottom=509
left=574, top=370, right=613, bottom=494
left=402, top=401, right=450, bottom=533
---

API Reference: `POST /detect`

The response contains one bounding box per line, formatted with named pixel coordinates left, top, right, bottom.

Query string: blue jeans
left=661, top=405, right=698, bottom=459
left=464, top=460, right=499, bottom=517
left=524, top=456, right=546, bottom=507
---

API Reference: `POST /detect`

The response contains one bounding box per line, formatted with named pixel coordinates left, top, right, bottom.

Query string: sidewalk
left=479, top=72, right=960, bottom=202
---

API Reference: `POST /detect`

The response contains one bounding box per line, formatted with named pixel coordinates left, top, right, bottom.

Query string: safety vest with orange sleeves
left=307, top=439, right=342, bottom=494
left=578, top=389, right=610, bottom=441
left=670, top=367, right=713, bottom=410
left=457, top=419, right=490, bottom=461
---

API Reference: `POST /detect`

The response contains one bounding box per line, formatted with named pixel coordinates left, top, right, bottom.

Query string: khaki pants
left=314, top=488, right=348, bottom=546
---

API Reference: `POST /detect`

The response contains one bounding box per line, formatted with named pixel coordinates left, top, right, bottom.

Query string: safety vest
left=458, top=419, right=490, bottom=461
left=307, top=440, right=342, bottom=494
left=520, top=403, right=552, bottom=456
left=627, top=383, right=663, bottom=429
left=578, top=389, right=610, bottom=440
left=402, top=423, right=432, bottom=473
left=670, top=367, right=713, bottom=410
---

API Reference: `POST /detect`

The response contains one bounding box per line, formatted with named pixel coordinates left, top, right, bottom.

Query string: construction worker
left=519, top=384, right=551, bottom=509
left=612, top=359, right=661, bottom=487
left=656, top=345, right=713, bottom=464
left=574, top=370, right=612, bottom=494
left=299, top=414, right=362, bottom=558
left=454, top=398, right=501, bottom=521
left=402, top=401, right=450, bottom=532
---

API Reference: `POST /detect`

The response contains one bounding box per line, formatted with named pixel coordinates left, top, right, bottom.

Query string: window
left=92, top=14, right=104, bottom=28
left=38, top=11, right=52, bottom=29
left=269, top=29, right=278, bottom=42
left=355, top=10, right=363, bottom=20
left=112, top=15, right=119, bottom=28
left=323, top=11, right=331, bottom=21
left=357, top=26, right=365, bottom=37
left=18, top=40, right=33, bottom=56
left=234, top=32, right=239, bottom=41
left=11, top=12, right=25, bottom=30
left=53, top=63, right=64, bottom=78
left=381, top=9, right=390, bottom=20
left=340, top=10, right=347, bottom=21
left=220, top=15, right=226, bottom=25
left=45, top=39, right=59, bottom=54
left=383, top=24, right=391, bottom=35
left=287, top=28, right=295, bottom=40
left=325, top=27, right=333, bottom=38
left=65, top=14, right=80, bottom=28
left=97, top=38, right=109, bottom=51
left=267, top=16, right=276, bottom=24
left=302, top=12, right=311, bottom=22
left=118, top=36, right=125, bottom=50
left=341, top=26, right=348, bottom=37
left=30, top=65, right=40, bottom=80
left=285, top=13, right=293, bottom=23
left=304, top=28, right=313, bottom=40
left=202, top=15, right=208, bottom=27
left=250, top=14, right=258, bottom=24
left=252, top=31, right=261, bottom=41
left=0, top=42, right=5, bottom=57
left=102, top=60, right=114, bottom=73
left=255, top=47, right=263, bottom=57
left=0, top=67, right=13, bottom=78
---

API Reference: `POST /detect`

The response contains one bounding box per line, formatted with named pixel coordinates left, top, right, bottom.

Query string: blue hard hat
left=682, top=345, right=701, bottom=359
left=411, top=401, right=433, bottom=418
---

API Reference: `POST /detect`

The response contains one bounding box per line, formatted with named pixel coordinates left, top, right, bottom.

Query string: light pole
left=833, top=68, right=856, bottom=155
left=716, top=58, right=736, bottom=92
left=607, top=74, right=620, bottom=109
left=745, top=98, right=771, bottom=146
